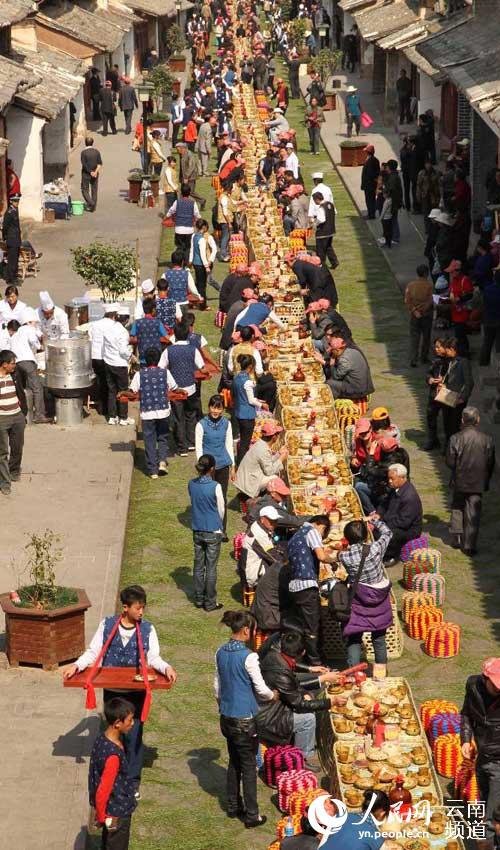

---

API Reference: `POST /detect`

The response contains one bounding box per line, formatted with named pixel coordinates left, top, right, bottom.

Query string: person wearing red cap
left=446, top=259, right=474, bottom=357
left=246, top=477, right=303, bottom=529
left=234, top=420, right=288, bottom=501
left=461, top=658, right=500, bottom=849
left=361, top=145, right=380, bottom=220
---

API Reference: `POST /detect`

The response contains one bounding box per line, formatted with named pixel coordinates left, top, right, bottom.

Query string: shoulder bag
left=435, top=363, right=459, bottom=407
left=328, top=543, right=371, bottom=623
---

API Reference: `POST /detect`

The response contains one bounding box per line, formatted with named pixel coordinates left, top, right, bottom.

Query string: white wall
left=42, top=108, right=69, bottom=173
left=72, top=86, right=86, bottom=144
left=123, top=28, right=135, bottom=78
left=6, top=106, right=45, bottom=222
left=418, top=70, right=441, bottom=120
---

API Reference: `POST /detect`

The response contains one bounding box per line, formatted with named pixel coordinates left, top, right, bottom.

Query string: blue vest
left=288, top=523, right=319, bottom=583
left=156, top=296, right=176, bottom=329
left=188, top=474, right=221, bottom=532
left=188, top=331, right=202, bottom=350
left=200, top=415, right=231, bottom=469
left=165, top=268, right=189, bottom=303
left=216, top=639, right=259, bottom=718
left=135, top=316, right=164, bottom=362
left=89, top=734, right=136, bottom=817
left=139, top=366, right=168, bottom=414
left=168, top=342, right=196, bottom=388
left=233, top=370, right=256, bottom=420
left=175, top=197, right=195, bottom=229
left=101, top=615, right=152, bottom=667
left=236, top=302, right=271, bottom=329
left=192, top=232, right=203, bottom=266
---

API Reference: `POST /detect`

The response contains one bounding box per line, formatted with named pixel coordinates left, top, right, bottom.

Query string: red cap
left=380, top=436, right=399, bottom=452
left=482, top=658, right=500, bottom=688
left=364, top=144, right=375, bottom=153
left=267, top=477, right=290, bottom=496
left=261, top=420, right=283, bottom=436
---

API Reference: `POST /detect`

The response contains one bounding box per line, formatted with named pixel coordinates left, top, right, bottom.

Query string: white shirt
left=189, top=232, right=218, bottom=267
left=75, top=619, right=171, bottom=675
left=213, top=649, right=275, bottom=702
left=289, top=524, right=323, bottom=592
left=0, top=299, right=28, bottom=325
left=167, top=200, right=201, bottom=234
left=130, top=368, right=177, bottom=420
left=37, top=305, right=70, bottom=339
left=228, top=345, right=263, bottom=376
left=88, top=316, right=110, bottom=360
left=8, top=325, right=41, bottom=363
left=195, top=417, right=235, bottom=464
left=308, top=182, right=334, bottom=217
left=285, top=151, right=299, bottom=179
left=102, top=318, right=131, bottom=367
left=243, top=520, right=276, bottom=587
left=158, top=341, right=204, bottom=396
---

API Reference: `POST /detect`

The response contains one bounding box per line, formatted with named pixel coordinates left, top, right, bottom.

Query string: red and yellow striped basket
left=420, top=699, right=459, bottom=730
left=254, top=628, right=273, bottom=651
left=276, top=814, right=303, bottom=839
left=288, top=787, right=327, bottom=817
left=401, top=591, right=435, bottom=624
left=433, top=733, right=462, bottom=778
left=412, top=572, right=446, bottom=607
left=242, top=586, right=255, bottom=608
left=268, top=842, right=282, bottom=850
left=425, top=622, right=461, bottom=658
left=403, top=550, right=441, bottom=589
left=407, top=606, right=443, bottom=640
left=277, top=769, right=318, bottom=813
left=454, top=758, right=480, bottom=803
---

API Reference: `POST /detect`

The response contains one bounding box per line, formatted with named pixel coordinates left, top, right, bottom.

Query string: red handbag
left=162, top=216, right=175, bottom=228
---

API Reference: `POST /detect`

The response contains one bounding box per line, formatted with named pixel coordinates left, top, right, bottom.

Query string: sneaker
left=134, top=790, right=142, bottom=801
left=392, top=239, right=400, bottom=245
left=10, top=472, right=20, bottom=482
left=119, top=417, right=135, bottom=426
left=107, top=417, right=119, bottom=425
left=159, top=461, right=168, bottom=476
left=0, top=485, right=11, bottom=496
left=150, top=474, right=159, bottom=480
left=33, top=416, right=53, bottom=424
left=377, top=237, right=386, bottom=246
left=188, top=446, right=196, bottom=451
left=178, top=451, right=188, bottom=457
left=205, top=602, right=223, bottom=612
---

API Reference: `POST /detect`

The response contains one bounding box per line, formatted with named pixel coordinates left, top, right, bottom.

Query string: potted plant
left=71, top=241, right=136, bottom=300
left=0, top=531, right=91, bottom=670
left=339, top=139, right=368, bottom=167
left=311, top=48, right=343, bottom=110
left=148, top=63, right=174, bottom=122
left=125, top=169, right=161, bottom=202
left=150, top=111, right=171, bottom=131
left=288, top=19, right=308, bottom=55
left=166, top=24, right=187, bottom=72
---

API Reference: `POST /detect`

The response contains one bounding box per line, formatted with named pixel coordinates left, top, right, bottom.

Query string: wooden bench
left=0, top=241, right=40, bottom=282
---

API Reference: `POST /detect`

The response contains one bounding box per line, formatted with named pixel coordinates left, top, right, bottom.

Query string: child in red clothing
left=89, top=698, right=137, bottom=850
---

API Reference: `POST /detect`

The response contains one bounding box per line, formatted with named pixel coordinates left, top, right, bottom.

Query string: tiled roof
left=354, top=0, right=420, bottom=43
left=0, top=0, right=35, bottom=28
left=125, top=0, right=170, bottom=14
left=11, top=44, right=85, bottom=120
left=0, top=54, right=38, bottom=111
left=37, top=4, right=124, bottom=51
left=338, top=0, right=376, bottom=11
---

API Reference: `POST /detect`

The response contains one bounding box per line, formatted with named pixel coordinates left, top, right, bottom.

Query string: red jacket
left=450, top=274, right=473, bottom=323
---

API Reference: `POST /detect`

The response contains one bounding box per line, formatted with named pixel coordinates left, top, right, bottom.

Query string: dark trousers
left=81, top=173, right=99, bottom=211
left=450, top=491, right=482, bottom=551
left=214, top=465, right=230, bottom=532
left=165, top=191, right=177, bottom=214
left=16, top=360, right=46, bottom=419
left=398, top=96, right=411, bottom=124
left=409, top=314, right=432, bottom=363
left=5, top=243, right=20, bottom=282
left=142, top=416, right=169, bottom=475
left=453, top=321, right=469, bottom=357
left=220, top=716, right=259, bottom=820
left=92, top=358, right=108, bottom=416
left=103, top=689, right=145, bottom=784
left=476, top=760, right=500, bottom=842
left=291, top=586, right=322, bottom=664
left=171, top=394, right=198, bottom=452
left=236, top=418, right=255, bottom=466
left=123, top=109, right=133, bottom=134
left=101, top=816, right=131, bottom=850
left=346, top=629, right=387, bottom=666
left=105, top=364, right=129, bottom=420
left=385, top=527, right=417, bottom=560
left=402, top=173, right=418, bottom=211
left=289, top=74, right=300, bottom=99
left=91, top=94, right=101, bottom=121
left=308, top=126, right=321, bottom=154
left=315, top=236, right=338, bottom=268
left=364, top=186, right=376, bottom=219
left=426, top=397, right=443, bottom=444
left=479, top=323, right=500, bottom=366
left=102, top=111, right=117, bottom=135
left=193, top=264, right=208, bottom=307
left=174, top=232, right=192, bottom=262
left=0, top=411, right=25, bottom=487
left=442, top=402, right=465, bottom=445
left=172, top=122, right=181, bottom=146
left=382, top=218, right=392, bottom=247
left=193, top=530, right=222, bottom=609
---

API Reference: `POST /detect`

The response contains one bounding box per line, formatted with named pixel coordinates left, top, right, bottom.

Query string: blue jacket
left=101, top=616, right=152, bottom=667
left=288, top=523, right=319, bottom=583
left=89, top=734, right=136, bottom=817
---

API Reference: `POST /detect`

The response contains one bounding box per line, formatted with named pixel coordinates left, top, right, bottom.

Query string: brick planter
left=169, top=55, right=186, bottom=72
left=340, top=141, right=367, bottom=167
left=0, top=589, right=91, bottom=671
left=324, top=93, right=336, bottom=111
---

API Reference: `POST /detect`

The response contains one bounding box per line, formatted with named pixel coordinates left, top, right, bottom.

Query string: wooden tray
left=63, top=666, right=172, bottom=691
left=284, top=428, right=346, bottom=458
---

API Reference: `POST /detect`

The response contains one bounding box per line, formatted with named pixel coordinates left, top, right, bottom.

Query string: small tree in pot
left=288, top=19, right=307, bottom=55
left=148, top=63, right=175, bottom=120
left=166, top=24, right=187, bottom=71
left=71, top=241, right=136, bottom=301
left=311, top=48, right=343, bottom=109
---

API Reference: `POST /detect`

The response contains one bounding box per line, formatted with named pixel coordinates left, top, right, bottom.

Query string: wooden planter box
left=150, top=119, right=170, bottom=131
left=169, top=55, right=186, bottom=72
left=324, top=93, right=336, bottom=111
left=172, top=78, right=181, bottom=96
left=0, top=589, right=91, bottom=671
left=340, top=142, right=367, bottom=167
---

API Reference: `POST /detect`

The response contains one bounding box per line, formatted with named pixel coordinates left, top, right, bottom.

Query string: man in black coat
left=377, top=462, right=422, bottom=563
left=292, top=256, right=338, bottom=309
left=0, top=349, right=27, bottom=495
left=446, top=407, right=495, bottom=555
left=396, top=69, right=412, bottom=124
left=89, top=67, right=101, bottom=121
left=99, top=81, right=117, bottom=136
left=361, top=144, right=380, bottom=219
left=2, top=195, right=22, bottom=284
left=288, top=54, right=301, bottom=99
left=312, top=192, right=338, bottom=269
left=118, top=78, right=138, bottom=134
left=461, top=657, right=500, bottom=850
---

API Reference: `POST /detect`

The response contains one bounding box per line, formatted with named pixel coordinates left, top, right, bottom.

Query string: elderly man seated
left=373, top=463, right=423, bottom=565
left=240, top=505, right=280, bottom=588
left=314, top=335, right=374, bottom=401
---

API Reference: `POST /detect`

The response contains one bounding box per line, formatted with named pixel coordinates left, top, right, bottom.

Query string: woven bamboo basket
left=277, top=383, right=333, bottom=409
left=281, top=405, right=338, bottom=433
left=320, top=592, right=403, bottom=662
left=284, top=428, right=345, bottom=458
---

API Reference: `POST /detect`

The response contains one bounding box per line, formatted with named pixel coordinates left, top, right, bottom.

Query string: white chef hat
left=312, top=172, right=323, bottom=180
left=106, top=302, right=120, bottom=312
left=39, top=290, right=54, bottom=310
left=23, top=307, right=39, bottom=323
left=141, top=278, right=155, bottom=294
left=118, top=304, right=130, bottom=316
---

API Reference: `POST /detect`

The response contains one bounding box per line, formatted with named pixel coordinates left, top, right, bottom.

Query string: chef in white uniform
left=308, top=172, right=334, bottom=219
left=37, top=291, right=70, bottom=339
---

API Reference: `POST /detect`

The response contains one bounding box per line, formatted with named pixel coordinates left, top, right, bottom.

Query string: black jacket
left=361, top=155, right=380, bottom=191
left=2, top=206, right=21, bottom=246
left=446, top=425, right=495, bottom=494
left=256, top=644, right=329, bottom=744
left=316, top=202, right=336, bottom=238
left=99, top=88, right=115, bottom=114
left=461, top=674, right=500, bottom=762
left=443, top=356, right=473, bottom=401
left=251, top=559, right=291, bottom=631
left=219, top=273, right=253, bottom=313
left=380, top=480, right=422, bottom=538
left=118, top=84, right=138, bottom=111
left=386, top=171, right=403, bottom=212
left=12, top=367, right=28, bottom=416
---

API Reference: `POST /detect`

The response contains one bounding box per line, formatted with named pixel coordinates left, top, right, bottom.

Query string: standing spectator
left=6, top=315, right=50, bottom=423
left=446, top=407, right=495, bottom=555
left=118, top=77, right=138, bottom=134
left=361, top=144, right=380, bottom=220
left=217, top=182, right=236, bottom=262
left=386, top=160, right=403, bottom=244
left=446, top=259, right=474, bottom=356
left=396, top=69, right=412, bottom=124
left=102, top=307, right=134, bottom=427
left=6, top=158, right=21, bottom=198
left=188, top=454, right=224, bottom=611
left=196, top=115, right=215, bottom=177
left=275, top=78, right=289, bottom=113
left=404, top=264, right=433, bottom=366
left=400, top=136, right=418, bottom=212
left=343, top=27, right=358, bottom=72
left=424, top=338, right=448, bottom=451
left=377, top=464, right=423, bottom=564
left=345, top=86, right=361, bottom=137
left=214, top=609, right=275, bottom=828
left=162, top=155, right=179, bottom=212
left=306, top=73, right=326, bottom=106
left=416, top=160, right=440, bottom=231
left=127, top=348, right=176, bottom=479
left=89, top=67, right=101, bottom=121
left=89, top=303, right=116, bottom=418
left=189, top=218, right=217, bottom=311
left=170, top=94, right=184, bottom=148
left=1, top=193, right=22, bottom=284
left=479, top=269, right=500, bottom=366
left=288, top=51, right=301, bottom=99
left=100, top=81, right=117, bottom=136
left=0, top=349, right=26, bottom=495
left=232, top=354, right=267, bottom=466
left=438, top=336, right=474, bottom=445
left=176, top=141, right=205, bottom=206
left=311, top=192, right=338, bottom=269
left=148, top=130, right=166, bottom=176
left=166, top=184, right=200, bottom=261
left=441, top=158, right=456, bottom=212
left=305, top=97, right=325, bottom=156
left=159, top=322, right=205, bottom=456
left=80, top=136, right=102, bottom=213
left=195, top=394, right=234, bottom=538
left=378, top=189, right=393, bottom=249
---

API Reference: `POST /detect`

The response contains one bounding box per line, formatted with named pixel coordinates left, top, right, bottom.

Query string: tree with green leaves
left=148, top=63, right=174, bottom=113
left=311, top=48, right=343, bottom=88
left=165, top=23, right=186, bottom=56
left=71, top=241, right=135, bottom=302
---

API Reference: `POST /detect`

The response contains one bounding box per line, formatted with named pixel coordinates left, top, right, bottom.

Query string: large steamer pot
left=45, top=333, right=94, bottom=395
left=65, top=300, right=89, bottom=330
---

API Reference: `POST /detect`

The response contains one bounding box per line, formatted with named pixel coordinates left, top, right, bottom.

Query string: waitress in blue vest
left=215, top=609, right=276, bottom=828
left=188, top=453, right=225, bottom=611
left=64, top=585, right=177, bottom=793
left=287, top=515, right=337, bottom=666
left=162, top=249, right=202, bottom=316
left=129, top=298, right=169, bottom=365
left=166, top=183, right=201, bottom=260
left=158, top=321, right=206, bottom=456
left=195, top=394, right=235, bottom=538
left=232, top=354, right=268, bottom=466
